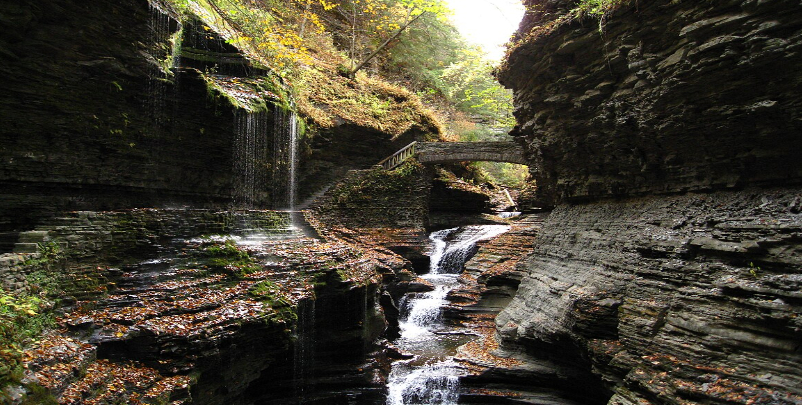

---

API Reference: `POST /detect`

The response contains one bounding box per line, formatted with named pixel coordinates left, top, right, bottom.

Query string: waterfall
left=272, top=109, right=299, bottom=210
left=431, top=226, right=510, bottom=274
left=386, top=225, right=510, bottom=405
left=293, top=298, right=316, bottom=404
left=387, top=361, right=461, bottom=405
left=232, top=111, right=270, bottom=209
left=147, top=2, right=176, bottom=130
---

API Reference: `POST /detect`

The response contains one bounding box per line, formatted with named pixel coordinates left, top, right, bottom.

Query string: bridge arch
left=379, top=141, right=527, bottom=170
left=416, top=141, right=527, bottom=165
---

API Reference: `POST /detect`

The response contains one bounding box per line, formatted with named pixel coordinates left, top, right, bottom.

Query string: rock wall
left=495, top=0, right=802, bottom=403
left=496, top=190, right=802, bottom=403
left=0, top=0, right=252, bottom=243
left=309, top=162, right=433, bottom=230
left=499, top=0, right=802, bottom=207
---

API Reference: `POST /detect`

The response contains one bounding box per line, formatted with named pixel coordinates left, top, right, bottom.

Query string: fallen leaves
left=21, top=231, right=393, bottom=402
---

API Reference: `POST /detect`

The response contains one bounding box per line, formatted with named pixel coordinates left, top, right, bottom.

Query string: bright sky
left=444, top=0, right=526, bottom=61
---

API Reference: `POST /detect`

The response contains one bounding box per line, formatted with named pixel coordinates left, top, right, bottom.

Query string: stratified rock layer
left=496, top=189, right=802, bottom=404
left=0, top=0, right=242, bottom=235
left=495, top=0, right=802, bottom=403
left=499, top=0, right=802, bottom=207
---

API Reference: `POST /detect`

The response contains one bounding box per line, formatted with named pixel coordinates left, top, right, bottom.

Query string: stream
left=386, top=225, right=511, bottom=405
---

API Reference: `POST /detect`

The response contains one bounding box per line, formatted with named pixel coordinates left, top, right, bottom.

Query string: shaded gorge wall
left=0, top=0, right=294, bottom=251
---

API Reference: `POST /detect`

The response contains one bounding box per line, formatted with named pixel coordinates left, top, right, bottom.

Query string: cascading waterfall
left=231, top=109, right=313, bottom=242
left=386, top=225, right=510, bottom=405
left=232, top=110, right=270, bottom=208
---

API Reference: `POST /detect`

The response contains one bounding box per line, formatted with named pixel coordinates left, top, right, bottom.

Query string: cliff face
left=0, top=0, right=438, bottom=251
left=499, top=0, right=802, bottom=207
left=0, top=0, right=258, bottom=252
left=495, top=0, right=802, bottom=403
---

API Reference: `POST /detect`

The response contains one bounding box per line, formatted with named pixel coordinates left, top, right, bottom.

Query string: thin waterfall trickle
left=272, top=109, right=299, bottom=210
left=293, top=298, right=316, bottom=404
left=386, top=225, right=510, bottom=405
left=147, top=2, right=172, bottom=130
left=232, top=111, right=270, bottom=208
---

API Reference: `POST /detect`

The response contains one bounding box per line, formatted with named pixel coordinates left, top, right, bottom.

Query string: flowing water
left=231, top=109, right=310, bottom=239
left=272, top=109, right=299, bottom=211
left=147, top=2, right=170, bottom=129
left=233, top=111, right=271, bottom=208
left=386, top=225, right=510, bottom=405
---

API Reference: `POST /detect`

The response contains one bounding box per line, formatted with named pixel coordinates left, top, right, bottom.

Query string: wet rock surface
left=11, top=210, right=404, bottom=404
left=437, top=215, right=607, bottom=404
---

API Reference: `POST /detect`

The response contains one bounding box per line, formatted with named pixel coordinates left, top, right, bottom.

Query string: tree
left=349, top=0, right=451, bottom=76
left=441, top=47, right=514, bottom=130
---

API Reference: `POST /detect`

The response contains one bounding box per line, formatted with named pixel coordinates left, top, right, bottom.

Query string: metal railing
left=377, top=141, right=417, bottom=170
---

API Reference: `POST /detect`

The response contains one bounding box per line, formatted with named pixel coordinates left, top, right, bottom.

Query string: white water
left=272, top=109, right=299, bottom=210
left=233, top=111, right=270, bottom=208
left=386, top=225, right=510, bottom=405
left=229, top=109, right=310, bottom=241
left=231, top=108, right=298, bottom=211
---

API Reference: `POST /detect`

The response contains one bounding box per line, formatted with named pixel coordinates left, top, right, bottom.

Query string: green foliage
left=23, top=242, right=62, bottom=268
left=748, top=262, right=761, bottom=278
left=0, top=289, right=55, bottom=388
left=379, top=11, right=463, bottom=91
left=440, top=48, right=514, bottom=131
left=372, top=11, right=514, bottom=141
left=575, top=0, right=627, bottom=17
left=472, top=162, right=529, bottom=189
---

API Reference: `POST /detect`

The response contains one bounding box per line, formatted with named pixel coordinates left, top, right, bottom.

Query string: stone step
left=17, top=230, right=49, bottom=244
left=13, top=243, right=40, bottom=254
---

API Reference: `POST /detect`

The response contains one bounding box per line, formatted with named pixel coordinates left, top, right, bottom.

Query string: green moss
left=202, top=239, right=261, bottom=277
left=332, top=160, right=425, bottom=204
left=201, top=71, right=293, bottom=114
left=248, top=280, right=298, bottom=324
left=20, top=383, right=58, bottom=405
left=573, top=0, right=631, bottom=19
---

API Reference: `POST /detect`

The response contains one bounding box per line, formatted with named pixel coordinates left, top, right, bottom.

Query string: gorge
left=1, top=0, right=801, bottom=404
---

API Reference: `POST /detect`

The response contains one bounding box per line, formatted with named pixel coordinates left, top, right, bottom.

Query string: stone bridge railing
left=379, top=141, right=527, bottom=169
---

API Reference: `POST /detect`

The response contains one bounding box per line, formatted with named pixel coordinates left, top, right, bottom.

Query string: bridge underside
left=416, top=142, right=528, bottom=165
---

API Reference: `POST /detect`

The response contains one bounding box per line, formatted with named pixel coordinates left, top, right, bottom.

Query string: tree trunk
left=347, top=11, right=427, bottom=77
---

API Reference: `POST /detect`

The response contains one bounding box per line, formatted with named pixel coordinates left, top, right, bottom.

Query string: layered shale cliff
left=0, top=0, right=241, bottom=237
left=500, top=0, right=802, bottom=206
left=495, top=0, right=802, bottom=403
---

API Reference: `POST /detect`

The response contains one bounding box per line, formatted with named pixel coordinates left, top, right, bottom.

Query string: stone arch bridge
left=378, top=141, right=528, bottom=170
